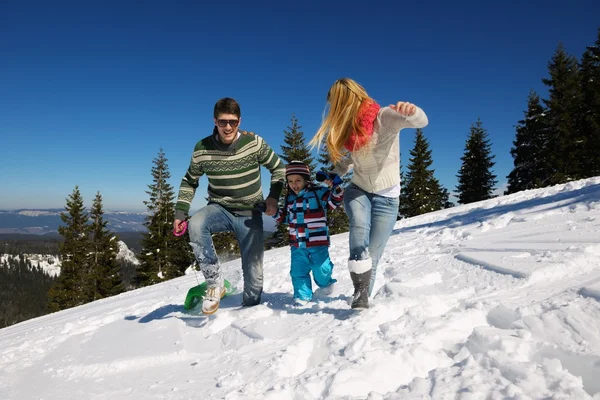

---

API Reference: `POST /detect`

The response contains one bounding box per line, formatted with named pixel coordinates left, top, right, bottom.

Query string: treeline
left=252, top=28, right=600, bottom=223
left=0, top=231, right=141, bottom=328
left=506, top=32, right=600, bottom=192
left=0, top=232, right=144, bottom=256
left=399, top=28, right=600, bottom=218
left=43, top=190, right=124, bottom=312
left=1, top=236, right=61, bottom=255
left=45, top=178, right=191, bottom=313
left=0, top=255, right=56, bottom=328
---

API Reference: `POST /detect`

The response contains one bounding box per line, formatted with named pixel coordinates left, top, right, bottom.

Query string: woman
left=309, top=78, right=429, bottom=309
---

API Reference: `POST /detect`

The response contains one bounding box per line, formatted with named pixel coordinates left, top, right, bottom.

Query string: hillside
left=1, top=178, right=600, bottom=399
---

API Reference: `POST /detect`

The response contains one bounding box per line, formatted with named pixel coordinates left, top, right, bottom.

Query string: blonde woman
left=310, top=78, right=429, bottom=309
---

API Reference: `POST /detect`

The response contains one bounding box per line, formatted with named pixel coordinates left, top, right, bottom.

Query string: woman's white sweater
left=333, top=106, right=429, bottom=192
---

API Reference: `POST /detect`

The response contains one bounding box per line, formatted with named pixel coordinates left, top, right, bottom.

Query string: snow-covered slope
left=2, top=178, right=600, bottom=399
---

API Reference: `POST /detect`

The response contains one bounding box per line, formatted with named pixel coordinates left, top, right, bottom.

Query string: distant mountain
left=0, top=208, right=277, bottom=234
left=0, top=209, right=147, bottom=234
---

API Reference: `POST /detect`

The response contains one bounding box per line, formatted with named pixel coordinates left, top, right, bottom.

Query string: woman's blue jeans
left=343, top=183, right=399, bottom=296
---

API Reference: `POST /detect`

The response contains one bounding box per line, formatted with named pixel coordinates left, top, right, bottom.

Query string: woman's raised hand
left=390, top=101, right=416, bottom=117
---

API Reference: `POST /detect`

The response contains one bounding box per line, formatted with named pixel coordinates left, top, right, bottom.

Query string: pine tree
left=456, top=119, right=497, bottom=205
left=89, top=192, right=124, bottom=300
left=399, top=129, right=448, bottom=218
left=136, top=149, right=193, bottom=287
left=48, top=186, right=91, bottom=311
left=505, top=90, right=553, bottom=194
left=542, top=43, right=583, bottom=183
left=579, top=28, right=600, bottom=177
left=279, top=114, right=316, bottom=173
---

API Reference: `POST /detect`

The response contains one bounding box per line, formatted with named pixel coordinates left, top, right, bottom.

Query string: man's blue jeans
left=344, top=183, right=399, bottom=296
left=187, top=203, right=264, bottom=306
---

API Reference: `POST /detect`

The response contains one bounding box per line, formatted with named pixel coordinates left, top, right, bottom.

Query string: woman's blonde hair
left=309, top=78, right=373, bottom=163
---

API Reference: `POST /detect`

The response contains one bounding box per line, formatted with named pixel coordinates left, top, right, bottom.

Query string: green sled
left=183, top=279, right=234, bottom=310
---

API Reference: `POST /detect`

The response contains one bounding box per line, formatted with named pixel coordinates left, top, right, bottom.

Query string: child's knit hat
left=286, top=161, right=311, bottom=180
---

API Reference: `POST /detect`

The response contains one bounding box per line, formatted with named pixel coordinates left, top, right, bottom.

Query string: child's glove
left=316, top=169, right=342, bottom=186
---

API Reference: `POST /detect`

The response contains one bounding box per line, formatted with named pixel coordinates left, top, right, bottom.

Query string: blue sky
left=1, top=0, right=598, bottom=212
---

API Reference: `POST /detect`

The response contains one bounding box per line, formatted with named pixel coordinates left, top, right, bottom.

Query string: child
left=274, top=161, right=344, bottom=306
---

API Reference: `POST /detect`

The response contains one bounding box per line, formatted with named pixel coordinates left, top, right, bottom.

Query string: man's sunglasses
left=216, top=119, right=240, bottom=128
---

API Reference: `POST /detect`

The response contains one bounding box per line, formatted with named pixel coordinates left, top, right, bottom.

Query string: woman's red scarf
left=344, top=100, right=381, bottom=152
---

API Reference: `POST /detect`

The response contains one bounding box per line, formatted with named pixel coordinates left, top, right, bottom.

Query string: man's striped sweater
left=175, top=132, right=285, bottom=218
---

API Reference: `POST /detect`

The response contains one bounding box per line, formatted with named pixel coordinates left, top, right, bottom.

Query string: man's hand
left=240, top=130, right=255, bottom=136
left=173, top=219, right=184, bottom=234
left=264, top=197, right=278, bottom=216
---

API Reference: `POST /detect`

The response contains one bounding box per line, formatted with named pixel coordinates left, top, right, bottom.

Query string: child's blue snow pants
left=290, top=246, right=336, bottom=301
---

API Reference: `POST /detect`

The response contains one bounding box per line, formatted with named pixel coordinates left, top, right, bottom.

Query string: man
left=173, top=97, right=285, bottom=314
